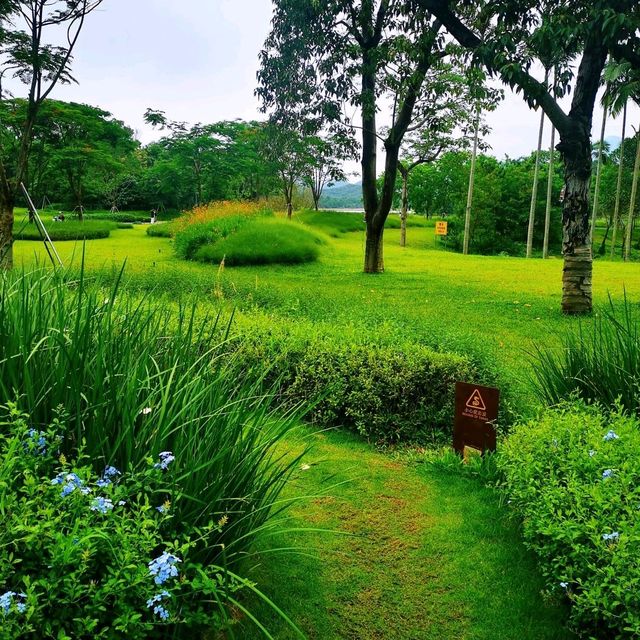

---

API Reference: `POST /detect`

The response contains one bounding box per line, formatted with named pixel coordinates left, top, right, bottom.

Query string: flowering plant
left=0, top=403, right=241, bottom=640
left=499, top=402, right=640, bottom=637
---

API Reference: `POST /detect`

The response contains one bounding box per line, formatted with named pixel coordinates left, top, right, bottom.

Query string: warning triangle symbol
left=466, top=389, right=486, bottom=411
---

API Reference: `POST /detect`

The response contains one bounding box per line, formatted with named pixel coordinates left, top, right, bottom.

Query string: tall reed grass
left=533, top=295, right=640, bottom=417
left=0, top=265, right=305, bottom=569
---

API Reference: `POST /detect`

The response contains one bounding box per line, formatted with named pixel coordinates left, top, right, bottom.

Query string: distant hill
left=319, top=181, right=363, bottom=210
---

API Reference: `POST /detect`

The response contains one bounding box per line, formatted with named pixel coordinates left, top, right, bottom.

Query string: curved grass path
left=238, top=429, right=573, bottom=640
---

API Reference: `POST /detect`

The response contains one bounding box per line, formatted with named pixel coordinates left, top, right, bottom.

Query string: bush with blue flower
left=0, top=402, right=244, bottom=639
left=499, top=401, right=640, bottom=637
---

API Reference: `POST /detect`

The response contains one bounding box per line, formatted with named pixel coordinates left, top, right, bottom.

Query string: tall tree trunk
left=400, top=167, right=409, bottom=247
left=527, top=74, right=548, bottom=258
left=560, top=135, right=593, bottom=315
left=364, top=220, right=384, bottom=272
left=543, top=126, right=556, bottom=259
left=610, top=100, right=627, bottom=258
left=0, top=201, right=14, bottom=270
left=463, top=111, right=480, bottom=255
left=624, top=132, right=640, bottom=261
left=590, top=107, right=607, bottom=241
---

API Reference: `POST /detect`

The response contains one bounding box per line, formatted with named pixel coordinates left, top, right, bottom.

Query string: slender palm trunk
left=610, top=100, right=628, bottom=258
left=400, top=170, right=409, bottom=247
left=591, top=108, right=608, bottom=241
left=624, top=132, right=640, bottom=261
left=543, top=126, right=556, bottom=259
left=527, top=92, right=547, bottom=258
left=463, top=111, right=480, bottom=255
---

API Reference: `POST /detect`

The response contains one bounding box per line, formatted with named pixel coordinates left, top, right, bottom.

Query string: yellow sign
left=435, top=221, right=448, bottom=236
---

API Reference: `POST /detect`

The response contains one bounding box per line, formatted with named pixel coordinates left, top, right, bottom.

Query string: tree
left=396, top=63, right=499, bottom=247
left=416, top=0, right=640, bottom=313
left=260, top=122, right=317, bottom=219
left=305, top=132, right=354, bottom=211
left=258, top=1, right=456, bottom=273
left=0, top=0, right=104, bottom=268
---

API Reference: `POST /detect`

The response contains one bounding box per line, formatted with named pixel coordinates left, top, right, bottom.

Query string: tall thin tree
left=590, top=107, right=608, bottom=241
left=0, top=0, right=105, bottom=269
left=463, top=109, right=480, bottom=255
left=543, top=125, right=556, bottom=259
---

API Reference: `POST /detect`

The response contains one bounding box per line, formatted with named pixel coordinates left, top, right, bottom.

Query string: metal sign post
left=20, top=183, right=63, bottom=268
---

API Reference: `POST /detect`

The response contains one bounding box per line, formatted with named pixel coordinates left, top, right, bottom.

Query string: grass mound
left=196, top=219, right=323, bottom=266
left=14, top=218, right=119, bottom=241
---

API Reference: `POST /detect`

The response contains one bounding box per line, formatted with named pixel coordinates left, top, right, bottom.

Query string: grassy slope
left=13, top=212, right=640, bottom=639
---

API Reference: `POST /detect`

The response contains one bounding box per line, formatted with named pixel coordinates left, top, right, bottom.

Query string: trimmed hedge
left=236, top=330, right=503, bottom=445
left=14, top=219, right=117, bottom=241
left=499, top=403, right=640, bottom=638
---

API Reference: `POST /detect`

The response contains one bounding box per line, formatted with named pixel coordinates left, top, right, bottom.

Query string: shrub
left=13, top=219, right=117, bottom=241
left=146, top=223, right=173, bottom=238
left=196, top=219, right=323, bottom=266
left=0, top=268, right=303, bottom=572
left=174, top=214, right=253, bottom=260
left=0, top=404, right=244, bottom=639
left=235, top=330, right=502, bottom=445
left=498, top=402, right=640, bottom=637
left=533, top=296, right=640, bottom=418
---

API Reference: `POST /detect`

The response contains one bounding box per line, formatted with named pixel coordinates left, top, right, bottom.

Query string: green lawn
left=13, top=211, right=640, bottom=639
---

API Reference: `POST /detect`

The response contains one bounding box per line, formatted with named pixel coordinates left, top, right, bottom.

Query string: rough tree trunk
left=400, top=170, right=408, bottom=247
left=364, top=220, right=384, bottom=273
left=287, top=201, right=293, bottom=219
left=560, top=136, right=593, bottom=315
left=0, top=202, right=14, bottom=270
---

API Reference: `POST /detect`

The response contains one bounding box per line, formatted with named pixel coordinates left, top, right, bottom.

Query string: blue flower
left=602, top=531, right=620, bottom=542
left=90, top=497, right=114, bottom=514
left=153, top=604, right=170, bottom=621
left=559, top=582, right=568, bottom=589
left=602, top=469, right=615, bottom=480
left=157, top=504, right=168, bottom=514
left=603, top=430, right=620, bottom=442
left=148, top=552, right=181, bottom=585
left=146, top=591, right=170, bottom=609
left=26, top=429, right=47, bottom=455
left=52, top=472, right=91, bottom=497
left=0, top=592, right=27, bottom=616
left=96, top=465, right=121, bottom=488
left=154, top=451, right=175, bottom=471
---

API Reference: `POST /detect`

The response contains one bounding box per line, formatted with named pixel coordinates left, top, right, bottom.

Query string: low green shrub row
left=14, top=219, right=118, bottom=241
left=146, top=222, right=173, bottom=238
left=235, top=327, right=505, bottom=445
left=498, top=402, right=640, bottom=637
left=196, top=219, right=323, bottom=266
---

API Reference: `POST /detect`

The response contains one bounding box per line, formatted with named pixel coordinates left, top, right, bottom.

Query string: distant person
left=53, top=212, right=65, bottom=222
left=150, top=209, right=157, bottom=224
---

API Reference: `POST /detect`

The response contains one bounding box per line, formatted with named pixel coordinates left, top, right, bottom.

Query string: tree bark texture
left=624, top=133, right=640, bottom=261
left=400, top=169, right=408, bottom=247
left=0, top=202, right=14, bottom=269
left=364, top=221, right=385, bottom=273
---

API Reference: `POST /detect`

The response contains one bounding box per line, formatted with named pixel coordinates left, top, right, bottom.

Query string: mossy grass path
left=240, top=429, right=573, bottom=640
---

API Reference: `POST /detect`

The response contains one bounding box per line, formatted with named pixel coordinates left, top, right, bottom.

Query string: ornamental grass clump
left=498, top=402, right=640, bottom=637
left=0, top=404, right=256, bottom=639
left=0, top=266, right=304, bottom=573
left=533, top=294, right=640, bottom=417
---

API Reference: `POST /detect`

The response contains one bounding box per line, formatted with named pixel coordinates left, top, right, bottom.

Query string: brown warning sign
left=454, top=382, right=500, bottom=456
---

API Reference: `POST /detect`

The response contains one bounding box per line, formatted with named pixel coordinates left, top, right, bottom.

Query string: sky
left=29, top=0, right=640, bottom=175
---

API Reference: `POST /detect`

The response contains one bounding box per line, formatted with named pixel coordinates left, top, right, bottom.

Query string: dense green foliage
left=0, top=269, right=302, bottom=573
left=238, top=333, right=498, bottom=445
left=409, top=151, right=564, bottom=256
left=0, top=405, right=242, bottom=639
left=174, top=215, right=254, bottom=260
left=196, top=219, right=323, bottom=266
left=499, top=403, right=640, bottom=638
left=533, top=297, right=640, bottom=417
